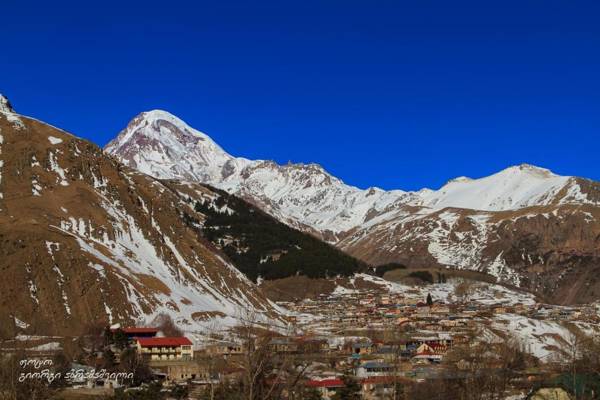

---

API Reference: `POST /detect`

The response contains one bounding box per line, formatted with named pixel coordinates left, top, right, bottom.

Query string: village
left=5, top=277, right=600, bottom=399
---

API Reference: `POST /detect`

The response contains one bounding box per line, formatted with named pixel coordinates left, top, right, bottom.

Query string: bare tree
left=151, top=313, right=184, bottom=337
left=229, top=310, right=311, bottom=400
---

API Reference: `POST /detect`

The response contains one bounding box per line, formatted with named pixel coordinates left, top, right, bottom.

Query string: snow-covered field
left=343, top=273, right=536, bottom=307
left=491, top=313, right=600, bottom=361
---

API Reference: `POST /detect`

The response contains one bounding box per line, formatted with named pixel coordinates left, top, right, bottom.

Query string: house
left=416, top=343, right=447, bottom=355
left=269, top=338, right=298, bottom=353
left=356, top=361, right=394, bottom=378
left=361, top=376, right=407, bottom=400
left=439, top=319, right=460, bottom=328
left=205, top=341, right=244, bottom=356
left=375, top=345, right=406, bottom=362
left=528, top=387, right=572, bottom=400
left=306, top=378, right=344, bottom=400
left=411, top=349, right=442, bottom=364
left=296, top=337, right=328, bottom=353
left=136, top=337, right=193, bottom=361
left=350, top=342, right=374, bottom=356
left=153, top=361, right=208, bottom=382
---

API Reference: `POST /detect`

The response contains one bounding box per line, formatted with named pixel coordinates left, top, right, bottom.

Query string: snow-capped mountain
left=106, top=110, right=600, bottom=304
left=0, top=97, right=285, bottom=336
left=105, top=110, right=413, bottom=241
left=105, top=110, right=598, bottom=238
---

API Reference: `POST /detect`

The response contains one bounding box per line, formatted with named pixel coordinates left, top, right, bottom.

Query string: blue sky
left=2, top=0, right=599, bottom=190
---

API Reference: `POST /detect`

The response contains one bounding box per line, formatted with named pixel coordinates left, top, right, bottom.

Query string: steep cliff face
left=0, top=99, right=282, bottom=337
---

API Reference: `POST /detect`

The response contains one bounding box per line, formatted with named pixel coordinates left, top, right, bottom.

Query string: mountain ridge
left=104, top=109, right=600, bottom=304
left=105, top=110, right=599, bottom=236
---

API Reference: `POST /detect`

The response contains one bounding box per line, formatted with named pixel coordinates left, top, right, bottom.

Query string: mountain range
left=106, top=110, right=600, bottom=304
left=2, top=92, right=599, bottom=339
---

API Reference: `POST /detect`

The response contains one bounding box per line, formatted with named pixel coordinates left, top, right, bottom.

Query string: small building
left=205, top=342, right=244, bottom=356
left=411, top=350, right=442, bottom=364
left=416, top=343, right=447, bottom=355
left=153, top=361, right=208, bottom=382
left=350, top=342, right=374, bottom=356
left=356, top=361, right=394, bottom=378
left=361, top=376, right=408, bottom=400
left=306, top=378, right=344, bottom=400
left=269, top=338, right=298, bottom=353
left=136, top=337, right=193, bottom=361
left=528, top=387, right=572, bottom=400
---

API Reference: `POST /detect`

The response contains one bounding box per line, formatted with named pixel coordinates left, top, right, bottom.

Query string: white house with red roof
left=135, top=337, right=194, bottom=361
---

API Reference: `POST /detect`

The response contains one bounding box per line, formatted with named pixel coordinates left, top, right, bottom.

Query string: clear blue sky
left=3, top=0, right=599, bottom=190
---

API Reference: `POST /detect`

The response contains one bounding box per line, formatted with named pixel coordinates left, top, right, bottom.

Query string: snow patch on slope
left=48, top=136, right=63, bottom=145
left=51, top=197, right=279, bottom=331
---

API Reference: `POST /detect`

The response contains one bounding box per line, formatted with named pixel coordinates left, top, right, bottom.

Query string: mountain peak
left=105, top=110, right=233, bottom=182
left=138, top=109, right=189, bottom=126
left=502, top=163, right=557, bottom=178
left=0, top=94, right=15, bottom=113
left=446, top=176, right=472, bottom=184
left=128, top=109, right=210, bottom=139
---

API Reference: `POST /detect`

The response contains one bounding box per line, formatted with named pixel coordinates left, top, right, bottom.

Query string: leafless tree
left=151, top=313, right=184, bottom=337
left=229, top=310, right=311, bottom=400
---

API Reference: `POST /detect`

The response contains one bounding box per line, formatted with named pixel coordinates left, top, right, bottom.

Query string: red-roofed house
left=416, top=342, right=448, bottom=355
left=135, top=337, right=193, bottom=361
left=412, top=349, right=442, bottom=364
left=306, top=378, right=344, bottom=399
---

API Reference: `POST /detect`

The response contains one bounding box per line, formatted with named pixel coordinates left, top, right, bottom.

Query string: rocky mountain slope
left=0, top=96, right=285, bottom=337
left=105, top=110, right=600, bottom=304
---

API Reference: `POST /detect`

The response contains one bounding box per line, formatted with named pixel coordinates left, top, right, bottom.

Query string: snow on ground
left=13, top=317, right=30, bottom=329
left=332, top=285, right=359, bottom=296
left=0, top=109, right=25, bottom=129
left=15, top=334, right=62, bottom=341
left=492, top=314, right=577, bottom=360
left=48, top=136, right=63, bottom=145
left=416, top=164, right=570, bottom=212
left=30, top=342, right=62, bottom=351
left=50, top=196, right=284, bottom=337
left=31, top=177, right=42, bottom=196
left=47, top=150, right=69, bottom=186
left=353, top=274, right=535, bottom=306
